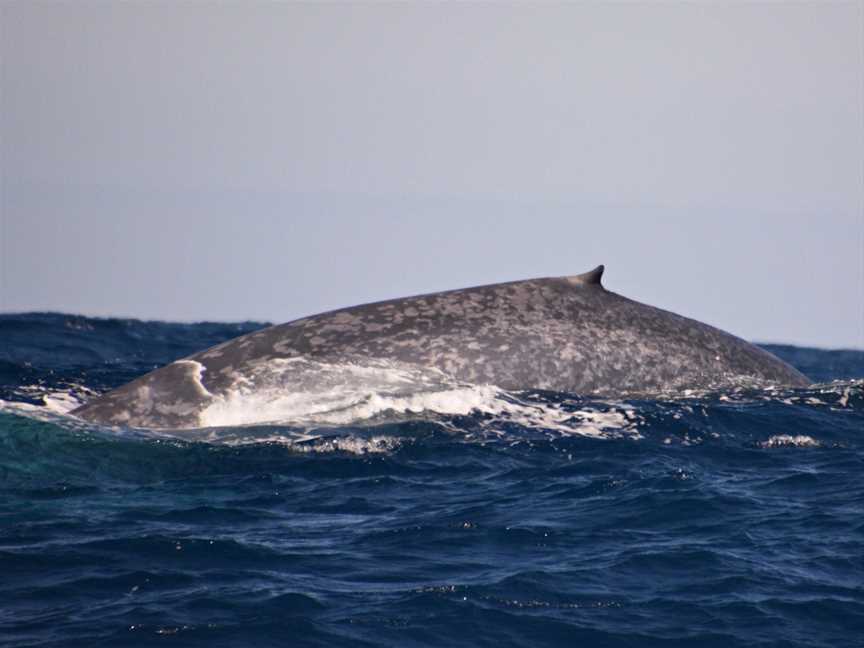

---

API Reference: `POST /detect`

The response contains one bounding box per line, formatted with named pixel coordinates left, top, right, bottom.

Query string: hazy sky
left=2, top=2, right=862, bottom=348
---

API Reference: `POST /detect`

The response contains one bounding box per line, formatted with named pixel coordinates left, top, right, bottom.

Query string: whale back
left=72, top=268, right=810, bottom=427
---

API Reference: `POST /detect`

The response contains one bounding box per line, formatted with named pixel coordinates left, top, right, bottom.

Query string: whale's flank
left=72, top=266, right=810, bottom=428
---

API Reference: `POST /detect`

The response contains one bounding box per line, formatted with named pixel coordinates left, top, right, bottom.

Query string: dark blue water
left=2, top=313, right=863, bottom=647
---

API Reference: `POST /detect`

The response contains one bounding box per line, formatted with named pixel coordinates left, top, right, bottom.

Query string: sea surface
left=1, top=312, right=862, bottom=647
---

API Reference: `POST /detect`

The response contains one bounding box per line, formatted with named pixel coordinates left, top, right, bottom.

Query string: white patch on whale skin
left=110, top=409, right=132, bottom=423
left=199, top=340, right=233, bottom=360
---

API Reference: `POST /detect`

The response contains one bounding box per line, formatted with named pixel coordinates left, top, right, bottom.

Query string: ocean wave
left=0, top=377, right=860, bottom=491
left=2, top=313, right=863, bottom=648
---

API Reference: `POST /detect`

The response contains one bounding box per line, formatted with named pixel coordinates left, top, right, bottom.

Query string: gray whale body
left=73, top=266, right=810, bottom=428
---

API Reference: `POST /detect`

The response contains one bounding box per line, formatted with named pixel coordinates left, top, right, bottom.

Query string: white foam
left=759, top=434, right=821, bottom=448
left=195, top=357, right=640, bottom=440
left=290, top=435, right=404, bottom=454
left=0, top=384, right=95, bottom=414
left=198, top=357, right=463, bottom=427
left=0, top=383, right=98, bottom=421
left=43, top=391, right=88, bottom=414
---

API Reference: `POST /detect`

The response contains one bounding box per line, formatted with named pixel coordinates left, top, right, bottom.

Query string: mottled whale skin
left=73, top=266, right=809, bottom=428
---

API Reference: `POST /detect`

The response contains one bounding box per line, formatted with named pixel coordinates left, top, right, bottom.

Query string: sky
left=1, top=2, right=862, bottom=349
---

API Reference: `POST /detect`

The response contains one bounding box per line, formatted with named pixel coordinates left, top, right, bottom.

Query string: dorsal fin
left=566, top=264, right=605, bottom=287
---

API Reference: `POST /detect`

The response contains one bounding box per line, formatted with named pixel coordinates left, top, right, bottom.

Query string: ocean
left=1, top=312, right=862, bottom=647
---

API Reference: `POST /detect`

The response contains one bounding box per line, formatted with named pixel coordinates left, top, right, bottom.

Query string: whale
left=72, top=265, right=810, bottom=428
